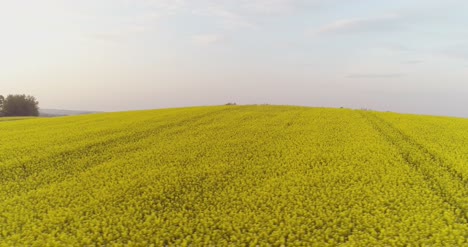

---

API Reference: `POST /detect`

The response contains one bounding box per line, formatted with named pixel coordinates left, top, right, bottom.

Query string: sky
left=1, top=0, right=468, bottom=117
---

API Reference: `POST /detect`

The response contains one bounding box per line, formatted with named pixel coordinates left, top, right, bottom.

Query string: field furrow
left=1, top=106, right=468, bottom=245
left=363, top=112, right=468, bottom=224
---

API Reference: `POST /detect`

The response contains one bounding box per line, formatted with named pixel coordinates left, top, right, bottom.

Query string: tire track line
left=360, top=111, right=468, bottom=224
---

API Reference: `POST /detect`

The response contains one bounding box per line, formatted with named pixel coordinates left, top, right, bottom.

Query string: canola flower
left=1, top=106, right=468, bottom=246
left=0, top=117, right=33, bottom=122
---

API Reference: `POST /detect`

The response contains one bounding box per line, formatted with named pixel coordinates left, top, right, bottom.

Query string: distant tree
left=2, top=94, right=39, bottom=117
left=0, top=95, right=4, bottom=117
left=225, top=102, right=237, bottom=106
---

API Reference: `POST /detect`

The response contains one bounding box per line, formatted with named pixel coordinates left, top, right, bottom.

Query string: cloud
left=192, top=5, right=256, bottom=29
left=239, top=0, right=303, bottom=15
left=85, top=26, right=149, bottom=43
left=154, top=0, right=351, bottom=31
left=142, top=0, right=187, bottom=15
left=347, top=73, right=406, bottom=79
left=191, top=34, right=224, bottom=45
left=384, top=44, right=415, bottom=53
left=443, top=49, right=468, bottom=61
left=401, top=60, right=424, bottom=64
left=239, top=0, right=359, bottom=15
left=315, top=14, right=401, bottom=35
left=190, top=0, right=320, bottom=29
left=86, top=33, right=125, bottom=42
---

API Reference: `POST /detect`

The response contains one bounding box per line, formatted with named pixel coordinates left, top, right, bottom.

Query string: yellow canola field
left=0, top=117, right=34, bottom=122
left=1, top=106, right=468, bottom=246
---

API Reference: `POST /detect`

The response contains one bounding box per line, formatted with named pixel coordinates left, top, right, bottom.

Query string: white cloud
left=191, top=34, right=224, bottom=45
left=189, top=0, right=319, bottom=29
left=347, top=73, right=406, bottom=79
left=442, top=44, right=468, bottom=61
left=140, top=0, right=187, bottom=14
left=402, top=60, right=424, bottom=64
left=84, top=25, right=150, bottom=43
left=238, top=0, right=351, bottom=15
left=239, top=0, right=301, bottom=15
left=315, top=14, right=401, bottom=35
left=192, top=5, right=256, bottom=29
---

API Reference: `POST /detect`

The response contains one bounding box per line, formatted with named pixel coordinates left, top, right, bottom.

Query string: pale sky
left=1, top=0, right=468, bottom=117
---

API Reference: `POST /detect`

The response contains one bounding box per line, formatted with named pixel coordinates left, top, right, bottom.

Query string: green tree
left=0, top=95, right=4, bottom=117
left=2, top=94, right=39, bottom=117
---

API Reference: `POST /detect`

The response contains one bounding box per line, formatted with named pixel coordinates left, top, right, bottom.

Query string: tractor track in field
left=368, top=113, right=466, bottom=183
left=0, top=107, right=238, bottom=200
left=360, top=111, right=468, bottom=224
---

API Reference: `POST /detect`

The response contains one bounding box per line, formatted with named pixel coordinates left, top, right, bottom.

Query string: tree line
left=0, top=94, right=39, bottom=117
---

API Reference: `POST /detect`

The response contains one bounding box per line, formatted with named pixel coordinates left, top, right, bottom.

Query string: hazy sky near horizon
left=1, top=0, right=468, bottom=116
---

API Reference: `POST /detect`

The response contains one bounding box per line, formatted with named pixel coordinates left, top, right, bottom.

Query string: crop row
left=1, top=106, right=468, bottom=245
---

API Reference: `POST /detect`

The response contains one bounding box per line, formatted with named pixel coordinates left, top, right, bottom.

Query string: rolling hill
left=39, top=108, right=101, bottom=117
left=1, top=105, right=468, bottom=245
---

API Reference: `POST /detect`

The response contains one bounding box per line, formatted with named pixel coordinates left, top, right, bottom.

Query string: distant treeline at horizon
left=0, top=94, right=39, bottom=117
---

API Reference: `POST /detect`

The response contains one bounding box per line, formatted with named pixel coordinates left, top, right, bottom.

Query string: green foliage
left=1, top=106, right=468, bottom=245
left=0, top=95, right=4, bottom=117
left=1, top=94, right=39, bottom=117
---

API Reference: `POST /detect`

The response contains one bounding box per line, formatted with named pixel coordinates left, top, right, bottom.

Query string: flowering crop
left=0, top=117, right=32, bottom=122
left=1, top=106, right=468, bottom=246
